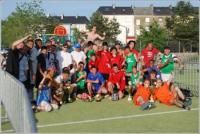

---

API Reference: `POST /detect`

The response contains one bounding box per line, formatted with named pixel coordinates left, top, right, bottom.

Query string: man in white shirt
left=56, top=43, right=73, bottom=73
left=71, top=43, right=86, bottom=68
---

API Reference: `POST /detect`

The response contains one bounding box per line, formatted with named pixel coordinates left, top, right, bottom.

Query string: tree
left=166, top=1, right=199, bottom=51
left=87, top=11, right=121, bottom=44
left=137, top=21, right=168, bottom=51
left=2, top=0, right=59, bottom=47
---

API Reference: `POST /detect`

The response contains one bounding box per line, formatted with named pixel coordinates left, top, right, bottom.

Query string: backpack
left=112, top=93, right=119, bottom=101
left=180, top=88, right=193, bottom=97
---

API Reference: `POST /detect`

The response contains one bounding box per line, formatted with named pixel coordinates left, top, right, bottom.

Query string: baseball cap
left=74, top=43, right=81, bottom=49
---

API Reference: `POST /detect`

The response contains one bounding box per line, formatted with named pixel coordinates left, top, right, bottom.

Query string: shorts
left=161, top=73, right=174, bottom=82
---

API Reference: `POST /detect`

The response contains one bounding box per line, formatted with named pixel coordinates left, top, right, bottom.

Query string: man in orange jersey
left=133, top=79, right=155, bottom=110
left=153, top=74, right=191, bottom=110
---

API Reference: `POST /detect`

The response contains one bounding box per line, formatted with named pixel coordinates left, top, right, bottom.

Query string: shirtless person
left=84, top=26, right=105, bottom=43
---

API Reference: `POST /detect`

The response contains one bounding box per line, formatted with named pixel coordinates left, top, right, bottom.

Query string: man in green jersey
left=159, top=46, right=181, bottom=82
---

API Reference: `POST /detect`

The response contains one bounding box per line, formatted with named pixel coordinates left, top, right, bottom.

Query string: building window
left=136, top=19, right=140, bottom=25
left=136, top=29, right=140, bottom=35
left=145, top=26, right=149, bottom=31
left=158, top=18, right=163, bottom=22
left=145, top=17, right=150, bottom=23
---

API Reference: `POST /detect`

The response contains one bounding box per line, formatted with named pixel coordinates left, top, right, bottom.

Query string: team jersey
left=130, top=49, right=139, bottom=59
left=110, top=55, right=124, bottom=69
left=98, top=50, right=111, bottom=74
left=160, top=53, right=175, bottom=74
left=36, top=86, right=51, bottom=106
left=108, top=70, right=126, bottom=91
left=141, top=48, right=160, bottom=67
left=76, top=71, right=87, bottom=90
left=133, top=84, right=151, bottom=106
left=154, top=82, right=174, bottom=105
left=86, top=49, right=95, bottom=63
left=87, top=72, right=105, bottom=92
left=125, top=53, right=137, bottom=73
left=130, top=72, right=142, bottom=87
left=88, top=59, right=98, bottom=70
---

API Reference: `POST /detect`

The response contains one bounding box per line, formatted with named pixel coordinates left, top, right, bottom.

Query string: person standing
left=158, top=46, right=181, bottom=82
left=141, top=41, right=161, bottom=67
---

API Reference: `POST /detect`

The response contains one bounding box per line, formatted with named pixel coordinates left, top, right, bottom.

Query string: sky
left=0, top=0, right=199, bottom=20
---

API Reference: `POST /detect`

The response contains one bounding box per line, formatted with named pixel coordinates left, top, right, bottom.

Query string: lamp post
left=119, top=25, right=129, bottom=45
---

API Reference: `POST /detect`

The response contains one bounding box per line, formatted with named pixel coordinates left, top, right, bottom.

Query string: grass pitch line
left=38, top=108, right=199, bottom=128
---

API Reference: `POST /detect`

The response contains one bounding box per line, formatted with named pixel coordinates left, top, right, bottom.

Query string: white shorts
left=161, top=73, right=173, bottom=82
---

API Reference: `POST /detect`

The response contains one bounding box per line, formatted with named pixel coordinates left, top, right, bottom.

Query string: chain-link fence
left=173, top=52, right=199, bottom=97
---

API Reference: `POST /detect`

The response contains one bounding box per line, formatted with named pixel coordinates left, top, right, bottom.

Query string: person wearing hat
left=158, top=46, right=181, bottom=82
left=56, top=43, right=73, bottom=73
left=6, top=35, right=30, bottom=79
left=71, top=43, right=86, bottom=68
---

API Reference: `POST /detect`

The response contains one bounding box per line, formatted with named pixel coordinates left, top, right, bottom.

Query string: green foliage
left=165, top=1, right=198, bottom=48
left=72, top=28, right=84, bottom=43
left=2, top=0, right=59, bottom=47
left=137, top=21, right=168, bottom=51
left=87, top=11, right=121, bottom=44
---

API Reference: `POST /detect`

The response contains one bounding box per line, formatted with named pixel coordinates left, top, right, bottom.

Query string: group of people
left=3, top=26, right=192, bottom=112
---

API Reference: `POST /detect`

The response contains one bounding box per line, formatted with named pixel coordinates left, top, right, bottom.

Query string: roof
left=133, top=7, right=153, bottom=15
left=153, top=7, right=173, bottom=16
left=97, top=6, right=133, bottom=15
left=51, top=16, right=89, bottom=24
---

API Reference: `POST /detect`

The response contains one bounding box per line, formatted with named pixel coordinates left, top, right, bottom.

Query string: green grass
left=35, top=97, right=199, bottom=133
left=1, top=96, right=199, bottom=133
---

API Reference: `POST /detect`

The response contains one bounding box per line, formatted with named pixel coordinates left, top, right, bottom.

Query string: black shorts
left=101, top=73, right=109, bottom=81
left=125, top=76, right=131, bottom=85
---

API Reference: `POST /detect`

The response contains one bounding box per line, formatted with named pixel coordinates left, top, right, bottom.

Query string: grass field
left=2, top=96, right=199, bottom=133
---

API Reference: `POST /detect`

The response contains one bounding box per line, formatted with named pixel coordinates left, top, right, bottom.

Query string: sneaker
left=184, top=106, right=191, bottom=110
left=141, top=102, right=155, bottom=110
left=104, top=94, right=110, bottom=98
left=128, top=95, right=132, bottom=101
left=184, top=98, right=192, bottom=107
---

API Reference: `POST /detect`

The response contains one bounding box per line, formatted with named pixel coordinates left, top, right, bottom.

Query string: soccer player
left=55, top=67, right=76, bottom=103
left=88, top=53, right=98, bottom=70
left=153, top=74, right=191, bottom=110
left=36, top=72, right=53, bottom=112
left=141, top=41, right=161, bottom=67
left=128, top=66, right=143, bottom=101
left=127, top=40, right=139, bottom=59
left=110, top=46, right=124, bottom=69
left=133, top=79, right=154, bottom=110
left=97, top=42, right=111, bottom=80
left=74, top=62, right=87, bottom=96
left=87, top=66, right=107, bottom=101
left=107, top=64, right=126, bottom=100
left=158, top=46, right=181, bottom=82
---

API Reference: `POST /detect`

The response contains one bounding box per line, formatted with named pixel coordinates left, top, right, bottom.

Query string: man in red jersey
left=110, top=46, right=124, bottom=69
left=127, top=40, right=139, bottom=59
left=141, top=41, right=161, bottom=67
left=107, top=64, right=126, bottom=100
left=98, top=42, right=111, bottom=80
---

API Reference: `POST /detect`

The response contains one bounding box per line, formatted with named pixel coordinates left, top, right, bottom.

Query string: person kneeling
left=87, top=66, right=107, bottom=101
left=107, top=64, right=126, bottom=101
left=36, top=72, right=54, bottom=112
